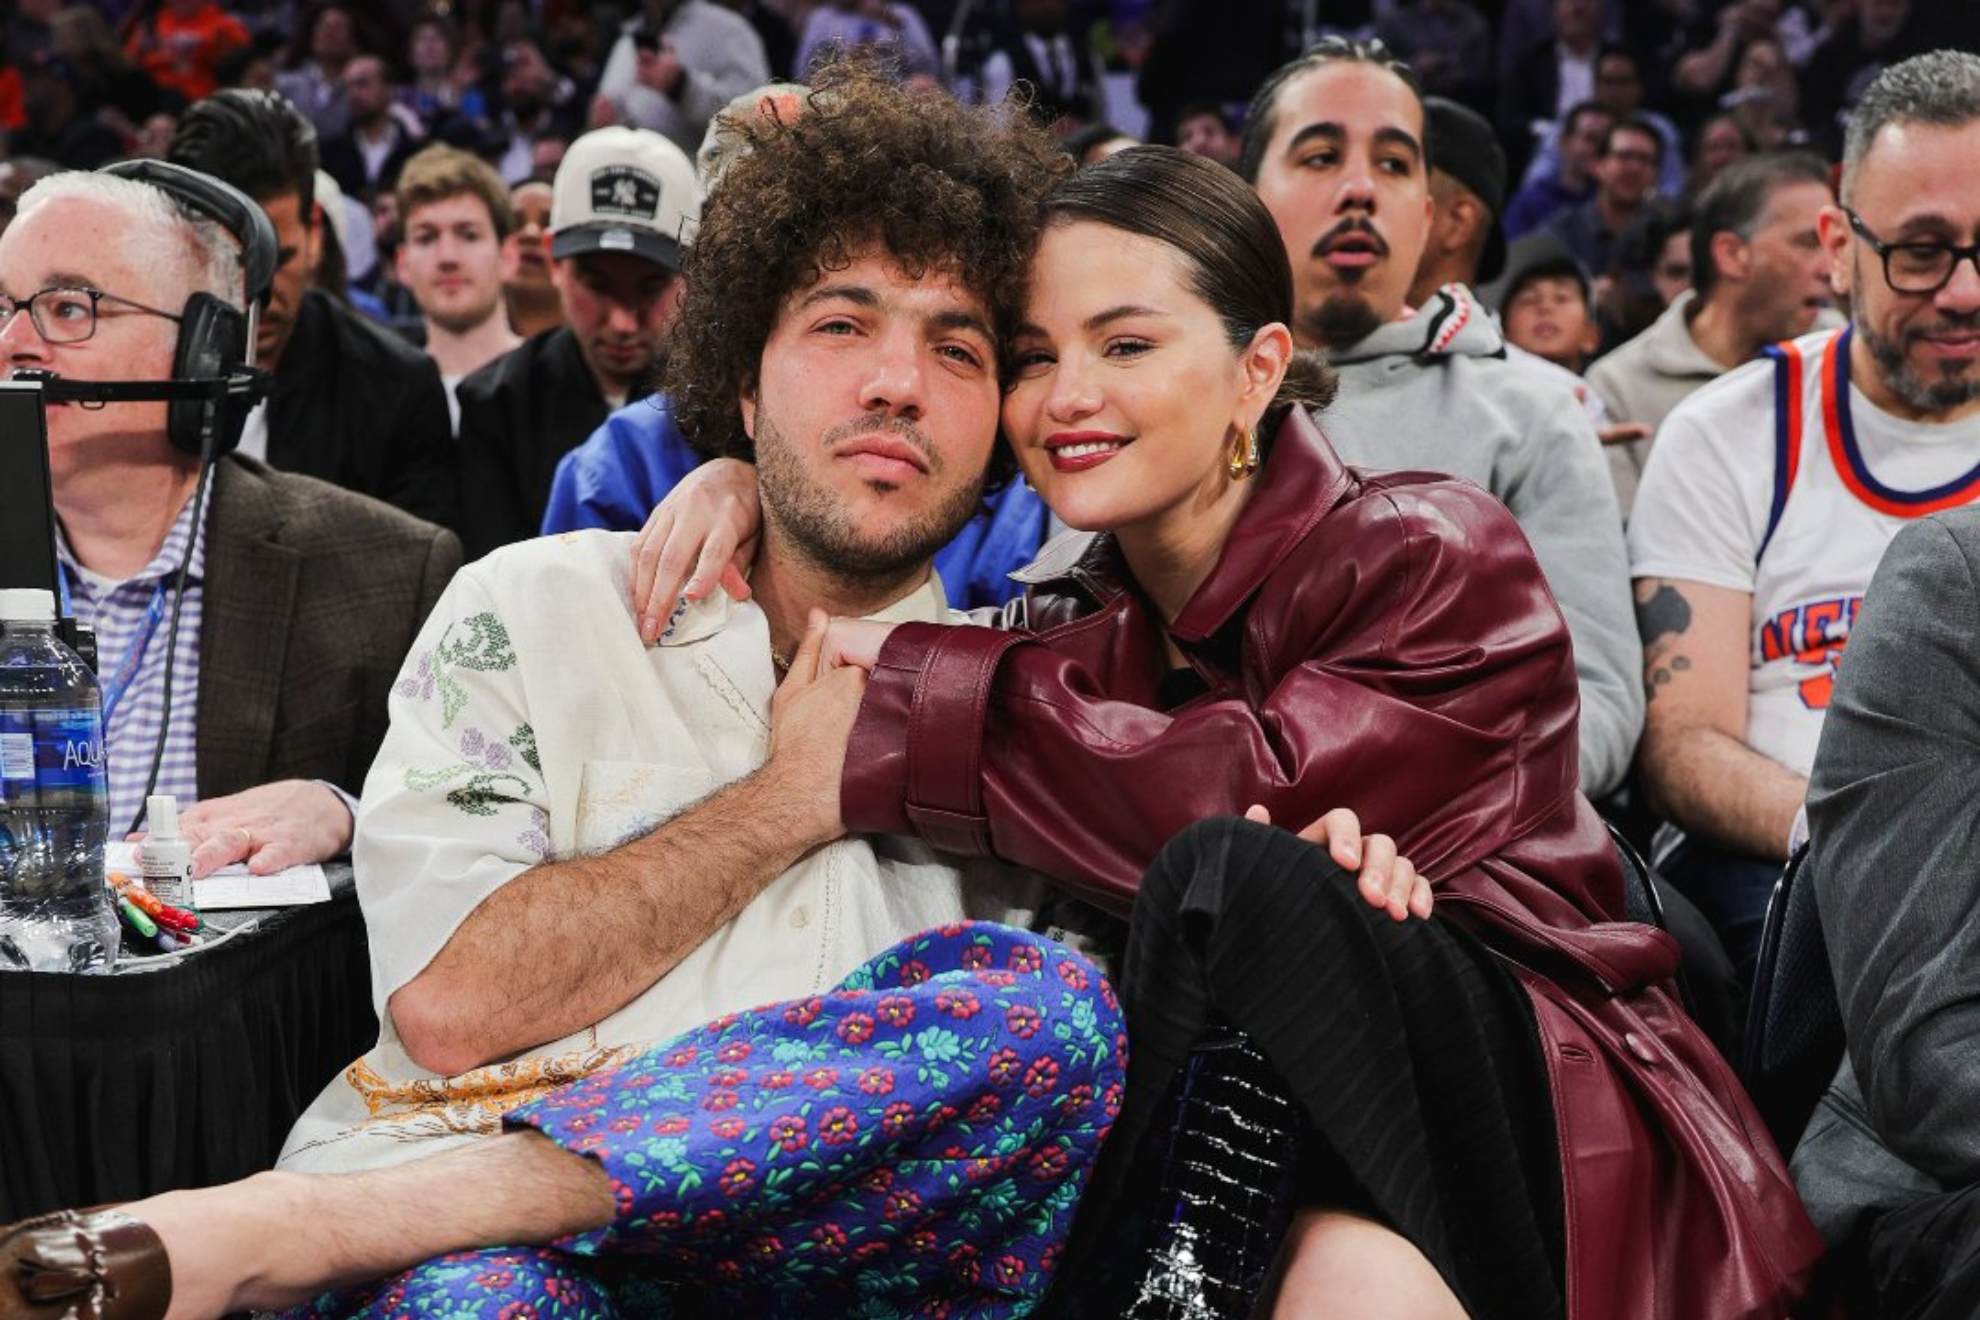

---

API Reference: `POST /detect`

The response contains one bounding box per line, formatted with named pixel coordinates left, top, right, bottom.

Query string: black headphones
left=20, top=159, right=278, bottom=461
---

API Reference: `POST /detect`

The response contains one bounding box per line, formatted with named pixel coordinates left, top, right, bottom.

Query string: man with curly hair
left=0, top=63, right=1130, bottom=1320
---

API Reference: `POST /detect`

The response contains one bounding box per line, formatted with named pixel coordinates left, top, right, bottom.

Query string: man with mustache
left=1239, top=37, right=1643, bottom=803
left=1627, top=50, right=1980, bottom=979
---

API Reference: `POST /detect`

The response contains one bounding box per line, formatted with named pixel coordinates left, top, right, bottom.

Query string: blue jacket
left=542, top=395, right=1049, bottom=609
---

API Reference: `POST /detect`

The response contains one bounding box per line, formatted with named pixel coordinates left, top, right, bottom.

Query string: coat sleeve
left=843, top=486, right=1583, bottom=915
left=1498, top=380, right=1644, bottom=798
left=380, top=352, right=461, bottom=534
left=1806, top=515, right=1980, bottom=1186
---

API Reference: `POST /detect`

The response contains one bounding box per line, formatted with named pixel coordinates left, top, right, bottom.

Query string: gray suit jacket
left=196, top=455, right=462, bottom=800
left=1792, top=506, right=1980, bottom=1244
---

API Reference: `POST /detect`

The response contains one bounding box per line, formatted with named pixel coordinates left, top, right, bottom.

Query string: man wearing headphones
left=0, top=164, right=461, bottom=874
left=168, top=89, right=460, bottom=534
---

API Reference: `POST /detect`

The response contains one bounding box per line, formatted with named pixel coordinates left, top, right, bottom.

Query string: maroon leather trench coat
left=843, top=409, right=1821, bottom=1318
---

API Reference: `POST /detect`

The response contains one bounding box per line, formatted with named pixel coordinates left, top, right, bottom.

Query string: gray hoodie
left=1321, top=286, right=1643, bottom=798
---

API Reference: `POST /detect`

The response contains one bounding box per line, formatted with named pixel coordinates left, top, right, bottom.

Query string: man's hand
left=172, top=780, right=355, bottom=878
left=821, top=617, right=898, bottom=672
left=765, top=611, right=867, bottom=848
left=631, top=458, right=762, bottom=642
left=1245, top=803, right=1431, bottom=920
left=634, top=39, right=686, bottom=97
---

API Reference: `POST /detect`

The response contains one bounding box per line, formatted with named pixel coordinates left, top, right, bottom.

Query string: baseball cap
left=551, top=126, right=698, bottom=271
left=1425, top=97, right=1508, bottom=285
left=1480, top=232, right=1592, bottom=315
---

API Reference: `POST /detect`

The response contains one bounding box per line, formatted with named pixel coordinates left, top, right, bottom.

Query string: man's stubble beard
left=1857, top=258, right=1980, bottom=414
left=1300, top=289, right=1384, bottom=351
left=755, top=410, right=987, bottom=593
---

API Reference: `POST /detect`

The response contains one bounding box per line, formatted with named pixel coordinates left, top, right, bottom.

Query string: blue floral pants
left=289, top=923, right=1125, bottom=1319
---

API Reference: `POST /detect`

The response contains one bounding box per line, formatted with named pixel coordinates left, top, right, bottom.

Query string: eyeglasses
left=0, top=286, right=183, bottom=344
left=1845, top=208, right=1980, bottom=295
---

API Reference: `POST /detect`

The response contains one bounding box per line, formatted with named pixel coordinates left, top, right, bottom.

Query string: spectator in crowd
left=132, top=110, right=179, bottom=158
left=1498, top=0, right=1603, bottom=178
left=1173, top=100, right=1240, bottom=168
left=1800, top=0, right=1919, bottom=158
left=793, top=0, right=941, bottom=83
left=1490, top=232, right=1601, bottom=373
left=394, top=144, right=521, bottom=430
left=308, top=167, right=381, bottom=317
left=0, top=157, right=57, bottom=237
left=275, top=1, right=370, bottom=141
left=0, top=166, right=457, bottom=877
left=489, top=37, right=585, bottom=183
left=170, top=88, right=458, bottom=531
left=1135, top=0, right=1290, bottom=146
left=979, top=0, right=1107, bottom=130
left=715, top=0, right=797, bottom=81
left=320, top=53, right=425, bottom=203
left=1792, top=505, right=1980, bottom=1310
left=1061, top=120, right=1135, bottom=165
left=1241, top=36, right=1642, bottom=800
left=1598, top=198, right=1691, bottom=358
left=212, top=33, right=279, bottom=95
left=1543, top=116, right=1663, bottom=291
left=11, top=56, right=123, bottom=169
left=121, top=0, right=250, bottom=104
left=1721, top=34, right=1807, bottom=152
left=1502, top=98, right=1611, bottom=238
left=49, top=5, right=166, bottom=149
left=500, top=177, right=561, bottom=338
left=398, top=12, right=484, bottom=134
left=457, top=127, right=695, bottom=559
left=1687, top=110, right=1754, bottom=198
left=0, top=53, right=23, bottom=140
left=592, top=0, right=770, bottom=156
left=1670, top=0, right=1787, bottom=121
left=1508, top=47, right=1686, bottom=197
left=1408, top=95, right=1507, bottom=305
left=1591, top=151, right=1834, bottom=516
left=1372, top=0, right=1494, bottom=109
left=6, top=0, right=57, bottom=69
left=1627, top=50, right=1980, bottom=976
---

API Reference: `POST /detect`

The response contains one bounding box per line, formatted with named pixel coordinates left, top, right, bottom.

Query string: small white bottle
left=141, top=793, right=196, bottom=912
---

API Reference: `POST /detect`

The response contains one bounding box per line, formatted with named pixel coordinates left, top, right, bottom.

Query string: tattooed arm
left=1632, top=576, right=1808, bottom=861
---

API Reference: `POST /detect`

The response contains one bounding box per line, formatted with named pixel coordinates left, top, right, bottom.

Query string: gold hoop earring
left=1227, top=424, right=1259, bottom=480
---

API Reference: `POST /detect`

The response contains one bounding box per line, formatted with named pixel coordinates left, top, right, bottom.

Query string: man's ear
left=740, top=376, right=758, bottom=440
left=1710, top=227, right=1748, bottom=284
left=1817, top=203, right=1853, bottom=300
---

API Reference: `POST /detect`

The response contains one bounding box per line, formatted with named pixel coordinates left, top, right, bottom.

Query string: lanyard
left=98, top=581, right=171, bottom=729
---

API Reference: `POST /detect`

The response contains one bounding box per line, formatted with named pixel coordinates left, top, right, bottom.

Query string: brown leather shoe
left=0, top=1210, right=171, bottom=1320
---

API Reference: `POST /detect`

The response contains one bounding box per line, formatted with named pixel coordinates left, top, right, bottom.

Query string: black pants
left=1050, top=817, right=1565, bottom=1319
left=1862, top=1183, right=1980, bottom=1319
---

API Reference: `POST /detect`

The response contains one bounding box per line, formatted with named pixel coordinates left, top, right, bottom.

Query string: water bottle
left=0, top=588, right=115, bottom=973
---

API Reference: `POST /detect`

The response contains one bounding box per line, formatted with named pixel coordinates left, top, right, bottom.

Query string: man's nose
left=860, top=327, right=926, bottom=418
left=0, top=302, right=49, bottom=358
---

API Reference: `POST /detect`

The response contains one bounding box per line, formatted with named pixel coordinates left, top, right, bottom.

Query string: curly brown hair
left=664, top=60, right=1067, bottom=490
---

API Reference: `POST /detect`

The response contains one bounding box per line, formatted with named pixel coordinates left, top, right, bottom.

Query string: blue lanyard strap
left=98, top=582, right=171, bottom=729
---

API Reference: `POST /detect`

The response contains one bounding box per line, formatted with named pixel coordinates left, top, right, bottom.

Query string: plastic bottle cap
left=147, top=794, right=180, bottom=839
left=0, top=589, right=55, bottom=622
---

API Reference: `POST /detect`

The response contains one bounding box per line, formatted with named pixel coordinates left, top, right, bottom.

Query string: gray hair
left=1842, top=50, right=1980, bottom=203
left=14, top=170, right=243, bottom=311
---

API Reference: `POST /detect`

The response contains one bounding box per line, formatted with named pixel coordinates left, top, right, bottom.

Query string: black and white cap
left=550, top=126, right=699, bottom=271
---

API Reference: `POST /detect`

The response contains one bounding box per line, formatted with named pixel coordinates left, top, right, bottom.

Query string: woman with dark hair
left=632, top=146, right=1821, bottom=1318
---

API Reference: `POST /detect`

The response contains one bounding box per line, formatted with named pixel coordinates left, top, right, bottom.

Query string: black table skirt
left=0, top=882, right=376, bottom=1219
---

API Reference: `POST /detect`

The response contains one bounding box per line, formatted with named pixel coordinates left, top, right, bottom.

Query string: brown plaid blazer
left=195, top=455, right=462, bottom=800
